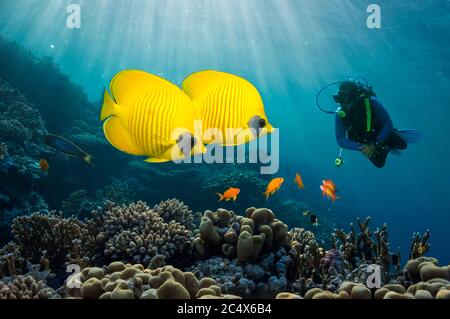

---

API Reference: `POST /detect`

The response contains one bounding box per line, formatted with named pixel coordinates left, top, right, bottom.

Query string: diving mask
left=333, top=92, right=351, bottom=105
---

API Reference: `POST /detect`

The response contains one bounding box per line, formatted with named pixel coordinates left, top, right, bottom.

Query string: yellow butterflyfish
left=182, top=70, right=274, bottom=146
left=100, top=70, right=205, bottom=163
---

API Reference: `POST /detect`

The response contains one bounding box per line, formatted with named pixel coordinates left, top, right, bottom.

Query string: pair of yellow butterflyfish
left=100, top=70, right=274, bottom=163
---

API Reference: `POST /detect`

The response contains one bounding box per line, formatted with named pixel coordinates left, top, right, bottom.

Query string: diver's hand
left=360, top=144, right=376, bottom=158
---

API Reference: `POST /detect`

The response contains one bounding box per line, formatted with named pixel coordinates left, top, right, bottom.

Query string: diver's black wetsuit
left=370, top=132, right=407, bottom=168
left=335, top=97, right=407, bottom=168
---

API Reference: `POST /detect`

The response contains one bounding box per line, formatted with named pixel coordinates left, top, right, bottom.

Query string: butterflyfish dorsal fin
left=110, top=70, right=184, bottom=105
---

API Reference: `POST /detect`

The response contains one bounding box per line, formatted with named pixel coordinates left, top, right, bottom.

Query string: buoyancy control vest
left=341, top=98, right=383, bottom=144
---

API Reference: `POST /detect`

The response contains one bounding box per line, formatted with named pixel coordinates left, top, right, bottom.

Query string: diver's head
left=333, top=81, right=359, bottom=109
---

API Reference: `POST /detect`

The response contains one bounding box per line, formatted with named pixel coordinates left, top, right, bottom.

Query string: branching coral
left=99, top=201, right=193, bottom=268
left=288, top=228, right=323, bottom=279
left=11, top=212, right=98, bottom=271
left=409, top=230, right=431, bottom=260
left=153, top=198, right=194, bottom=230
left=0, top=275, right=60, bottom=299
left=0, top=242, right=25, bottom=277
left=333, top=217, right=400, bottom=273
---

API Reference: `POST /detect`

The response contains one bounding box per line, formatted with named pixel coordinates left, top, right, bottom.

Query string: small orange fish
left=294, top=173, right=305, bottom=189
left=263, top=177, right=284, bottom=200
left=39, top=159, right=49, bottom=172
left=320, top=180, right=340, bottom=204
left=322, top=180, right=337, bottom=192
left=216, top=187, right=240, bottom=202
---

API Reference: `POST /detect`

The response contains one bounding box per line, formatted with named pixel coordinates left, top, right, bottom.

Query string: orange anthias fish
left=323, top=179, right=336, bottom=192
left=294, top=173, right=305, bottom=189
left=320, top=180, right=340, bottom=203
left=320, top=180, right=339, bottom=204
left=39, top=159, right=49, bottom=172
left=216, top=187, right=240, bottom=202
left=263, top=177, right=284, bottom=200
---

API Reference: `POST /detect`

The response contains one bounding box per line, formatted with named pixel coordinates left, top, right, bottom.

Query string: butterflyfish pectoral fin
left=150, top=144, right=190, bottom=163
left=103, top=117, right=144, bottom=156
left=144, top=157, right=170, bottom=163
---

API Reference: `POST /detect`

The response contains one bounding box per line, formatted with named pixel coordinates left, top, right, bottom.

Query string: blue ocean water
left=0, top=0, right=449, bottom=264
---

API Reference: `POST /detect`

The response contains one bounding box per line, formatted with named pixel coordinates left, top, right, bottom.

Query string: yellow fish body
left=100, top=70, right=205, bottom=162
left=182, top=70, right=274, bottom=146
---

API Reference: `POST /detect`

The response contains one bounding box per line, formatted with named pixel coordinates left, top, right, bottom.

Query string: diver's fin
left=110, top=70, right=182, bottom=105
left=397, top=129, right=422, bottom=144
left=103, top=117, right=143, bottom=156
left=100, top=90, right=117, bottom=121
left=390, top=149, right=403, bottom=156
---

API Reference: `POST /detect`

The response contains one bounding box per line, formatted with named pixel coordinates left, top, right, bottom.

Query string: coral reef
left=0, top=275, right=60, bottom=299
left=0, top=78, right=47, bottom=158
left=11, top=212, right=98, bottom=271
left=332, top=217, right=400, bottom=273
left=0, top=198, right=446, bottom=300
left=0, top=78, right=50, bottom=244
left=188, top=207, right=292, bottom=297
left=0, top=37, right=99, bottom=135
left=0, top=242, right=25, bottom=277
left=409, top=230, right=431, bottom=260
left=61, top=180, right=136, bottom=220
left=153, top=198, right=195, bottom=230
left=97, top=201, right=193, bottom=269
left=194, top=207, right=289, bottom=261
left=66, top=262, right=241, bottom=299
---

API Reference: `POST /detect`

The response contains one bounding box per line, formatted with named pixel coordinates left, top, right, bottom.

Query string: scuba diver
left=317, top=79, right=421, bottom=168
